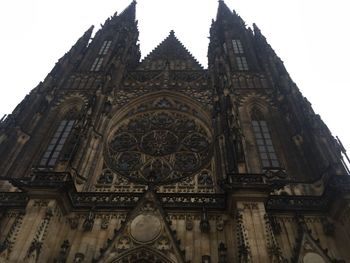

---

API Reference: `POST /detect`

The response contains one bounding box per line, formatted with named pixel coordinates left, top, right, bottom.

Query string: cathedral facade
left=1, top=1, right=350, bottom=262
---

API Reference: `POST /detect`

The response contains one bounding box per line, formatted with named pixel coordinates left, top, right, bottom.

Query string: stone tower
left=1, top=1, right=350, bottom=262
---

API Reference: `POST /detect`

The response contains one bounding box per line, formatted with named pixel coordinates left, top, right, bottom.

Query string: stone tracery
left=105, top=97, right=212, bottom=185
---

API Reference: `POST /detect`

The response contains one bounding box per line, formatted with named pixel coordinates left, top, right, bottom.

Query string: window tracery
left=104, top=97, right=213, bottom=185
left=250, top=108, right=279, bottom=168
left=39, top=120, right=75, bottom=167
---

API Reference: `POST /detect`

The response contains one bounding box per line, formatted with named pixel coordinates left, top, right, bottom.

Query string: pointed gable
left=94, top=191, right=187, bottom=263
left=138, top=30, right=203, bottom=70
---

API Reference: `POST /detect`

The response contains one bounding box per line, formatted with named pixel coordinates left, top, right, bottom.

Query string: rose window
left=105, top=111, right=212, bottom=185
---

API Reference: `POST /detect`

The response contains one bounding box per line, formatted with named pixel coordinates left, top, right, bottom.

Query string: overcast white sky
left=0, top=0, right=349, bottom=156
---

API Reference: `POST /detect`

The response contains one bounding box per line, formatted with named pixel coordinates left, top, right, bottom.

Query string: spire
left=61, top=25, right=94, bottom=61
left=215, top=0, right=246, bottom=27
left=253, top=23, right=266, bottom=42
left=252, top=22, right=288, bottom=77
left=69, top=25, right=94, bottom=54
left=105, top=1, right=136, bottom=28
left=117, top=0, right=136, bottom=22
left=138, top=30, right=203, bottom=70
left=49, top=25, right=94, bottom=78
left=216, top=0, right=233, bottom=20
left=253, top=23, right=278, bottom=56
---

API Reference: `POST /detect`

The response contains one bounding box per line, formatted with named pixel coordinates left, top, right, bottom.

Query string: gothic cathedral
left=1, top=1, right=349, bottom=262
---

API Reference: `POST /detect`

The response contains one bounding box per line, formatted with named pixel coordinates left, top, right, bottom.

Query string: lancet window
left=232, top=39, right=248, bottom=70
left=39, top=120, right=75, bottom=167
left=236, top=56, right=248, bottom=70
left=99, top=40, right=112, bottom=55
left=90, top=57, right=104, bottom=71
left=232, top=39, right=244, bottom=54
left=251, top=109, right=279, bottom=168
left=90, top=39, right=112, bottom=71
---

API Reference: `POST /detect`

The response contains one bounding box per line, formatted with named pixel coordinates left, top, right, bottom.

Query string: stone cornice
left=1, top=172, right=349, bottom=214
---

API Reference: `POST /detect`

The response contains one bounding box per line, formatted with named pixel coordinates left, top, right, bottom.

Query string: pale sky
left=0, top=0, right=349, bottom=158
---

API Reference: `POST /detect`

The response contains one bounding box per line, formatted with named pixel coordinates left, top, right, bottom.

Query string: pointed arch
left=238, top=93, right=281, bottom=170
left=250, top=106, right=265, bottom=121
left=54, top=93, right=89, bottom=114
left=37, top=94, right=88, bottom=168
left=107, top=90, right=212, bottom=130
left=251, top=115, right=280, bottom=169
left=108, top=246, right=177, bottom=263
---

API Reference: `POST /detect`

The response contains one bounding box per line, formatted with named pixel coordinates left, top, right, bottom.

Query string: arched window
left=39, top=109, right=77, bottom=167
left=232, top=39, right=248, bottom=70
left=90, top=38, right=112, bottom=71
left=98, top=39, right=112, bottom=55
left=250, top=108, right=279, bottom=168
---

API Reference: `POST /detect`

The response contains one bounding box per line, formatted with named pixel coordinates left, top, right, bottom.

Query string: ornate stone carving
left=106, top=109, right=212, bottom=185
left=54, top=240, right=70, bottom=263
left=216, top=217, right=224, bottom=231
left=116, top=236, right=131, bottom=252
left=73, top=253, right=85, bottom=263
left=156, top=236, right=171, bottom=251
left=26, top=208, right=53, bottom=260
left=68, top=216, right=79, bottom=229
left=263, top=214, right=286, bottom=262
left=185, top=216, right=193, bottom=231
left=198, top=170, right=213, bottom=186
left=97, top=169, right=114, bottom=184
left=236, top=210, right=251, bottom=262
left=243, top=202, right=258, bottom=210
left=130, top=214, right=161, bottom=243
left=100, top=216, right=110, bottom=230
left=218, top=242, right=228, bottom=263
left=200, top=207, right=210, bottom=233
left=269, top=215, right=281, bottom=235
left=82, top=210, right=95, bottom=231
left=33, top=199, right=49, bottom=207
left=0, top=213, right=24, bottom=259
left=202, top=255, right=211, bottom=263
left=26, top=240, right=42, bottom=260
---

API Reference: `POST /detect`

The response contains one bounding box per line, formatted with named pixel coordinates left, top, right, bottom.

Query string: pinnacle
left=115, top=0, right=136, bottom=21
left=85, top=25, right=94, bottom=36
left=215, top=0, right=247, bottom=28
left=216, top=0, right=233, bottom=20
left=73, top=25, right=94, bottom=49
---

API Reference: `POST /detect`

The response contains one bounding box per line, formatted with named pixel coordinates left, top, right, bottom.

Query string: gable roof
left=138, top=30, right=203, bottom=70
